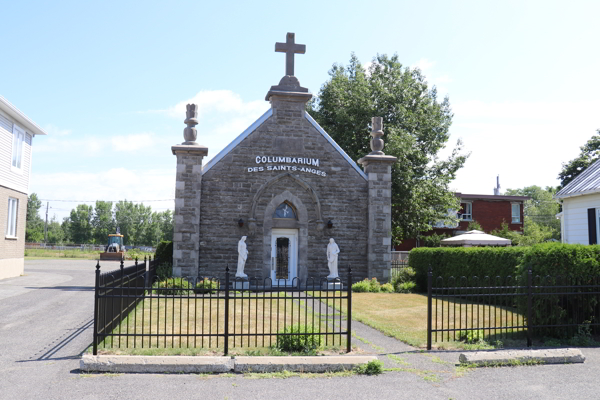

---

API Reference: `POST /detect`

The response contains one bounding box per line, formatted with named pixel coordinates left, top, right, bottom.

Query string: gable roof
left=202, top=109, right=368, bottom=180
left=555, top=158, right=600, bottom=199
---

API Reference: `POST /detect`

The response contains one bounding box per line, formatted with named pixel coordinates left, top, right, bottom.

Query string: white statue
left=236, top=236, right=248, bottom=278
left=326, top=238, right=340, bottom=279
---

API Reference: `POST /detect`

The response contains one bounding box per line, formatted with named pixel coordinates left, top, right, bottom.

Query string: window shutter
left=588, top=208, right=597, bottom=244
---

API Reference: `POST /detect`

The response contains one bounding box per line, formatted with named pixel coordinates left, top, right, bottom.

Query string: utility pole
left=44, top=202, right=49, bottom=243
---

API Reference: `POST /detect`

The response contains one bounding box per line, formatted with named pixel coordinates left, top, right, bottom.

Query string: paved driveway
left=1, top=259, right=600, bottom=400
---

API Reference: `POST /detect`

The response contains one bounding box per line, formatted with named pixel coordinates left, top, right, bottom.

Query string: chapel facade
left=171, top=33, right=396, bottom=285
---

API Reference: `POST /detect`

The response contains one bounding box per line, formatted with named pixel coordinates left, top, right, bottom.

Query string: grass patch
left=96, top=292, right=346, bottom=354
left=24, top=248, right=153, bottom=260
left=318, top=292, right=524, bottom=349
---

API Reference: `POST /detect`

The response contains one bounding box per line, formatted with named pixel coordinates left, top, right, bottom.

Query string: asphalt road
left=1, top=259, right=600, bottom=400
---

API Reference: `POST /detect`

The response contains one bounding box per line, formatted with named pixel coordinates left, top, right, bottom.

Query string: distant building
left=0, top=96, right=47, bottom=280
left=555, top=159, right=600, bottom=244
left=395, top=192, right=529, bottom=251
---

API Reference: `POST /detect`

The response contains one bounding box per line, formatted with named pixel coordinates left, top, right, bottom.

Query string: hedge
left=155, top=240, right=173, bottom=266
left=409, top=243, right=600, bottom=337
left=409, top=247, right=527, bottom=292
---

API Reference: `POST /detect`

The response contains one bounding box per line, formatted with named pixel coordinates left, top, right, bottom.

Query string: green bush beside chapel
left=409, top=243, right=600, bottom=292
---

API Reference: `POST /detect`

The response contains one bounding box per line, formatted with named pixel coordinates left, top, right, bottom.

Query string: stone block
left=459, top=348, right=585, bottom=366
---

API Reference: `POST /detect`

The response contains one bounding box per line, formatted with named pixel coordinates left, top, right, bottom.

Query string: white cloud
left=413, top=58, right=435, bottom=72
left=30, top=168, right=176, bottom=221
left=44, top=124, right=72, bottom=136
left=110, top=133, right=156, bottom=152
left=445, top=99, right=600, bottom=195
left=163, top=90, right=267, bottom=119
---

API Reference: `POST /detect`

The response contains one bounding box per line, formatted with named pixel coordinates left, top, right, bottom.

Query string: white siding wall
left=562, top=193, right=600, bottom=244
left=0, top=110, right=32, bottom=194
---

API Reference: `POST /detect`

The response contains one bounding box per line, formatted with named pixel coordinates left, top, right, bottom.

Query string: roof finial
left=183, top=104, right=198, bottom=145
left=369, top=117, right=385, bottom=155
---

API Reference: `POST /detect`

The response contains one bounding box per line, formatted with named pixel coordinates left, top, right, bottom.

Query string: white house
left=555, top=158, right=600, bottom=245
left=0, top=96, right=47, bottom=280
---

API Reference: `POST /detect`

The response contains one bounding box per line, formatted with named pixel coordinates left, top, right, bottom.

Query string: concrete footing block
left=459, top=348, right=585, bottom=366
left=80, top=355, right=233, bottom=373
left=233, top=356, right=378, bottom=373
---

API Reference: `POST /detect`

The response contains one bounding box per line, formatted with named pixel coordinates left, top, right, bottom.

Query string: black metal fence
left=391, top=259, right=409, bottom=277
left=93, top=265, right=352, bottom=355
left=427, top=267, right=600, bottom=349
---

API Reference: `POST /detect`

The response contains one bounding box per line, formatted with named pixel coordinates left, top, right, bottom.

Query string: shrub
left=420, top=233, right=450, bottom=248
left=155, top=263, right=173, bottom=280
left=380, top=283, right=394, bottom=293
left=276, top=324, right=322, bottom=352
left=390, top=267, right=416, bottom=293
left=395, top=281, right=416, bottom=293
left=515, top=243, right=600, bottom=335
left=352, top=278, right=382, bottom=293
left=195, top=278, right=220, bottom=294
left=152, top=277, right=192, bottom=295
left=355, top=359, right=384, bottom=375
left=155, top=240, right=173, bottom=266
left=409, top=247, right=527, bottom=292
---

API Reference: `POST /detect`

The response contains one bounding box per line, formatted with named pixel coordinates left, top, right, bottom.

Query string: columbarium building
left=171, top=33, right=396, bottom=285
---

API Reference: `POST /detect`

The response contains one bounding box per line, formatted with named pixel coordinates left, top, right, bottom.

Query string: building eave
left=0, top=95, right=48, bottom=136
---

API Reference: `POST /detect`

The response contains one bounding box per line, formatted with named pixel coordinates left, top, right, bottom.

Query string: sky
left=2, top=0, right=599, bottom=222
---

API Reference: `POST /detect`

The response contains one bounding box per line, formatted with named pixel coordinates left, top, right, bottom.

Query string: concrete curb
left=459, top=348, right=585, bottom=366
left=80, top=356, right=233, bottom=373
left=234, top=356, right=378, bottom=373
left=80, top=355, right=378, bottom=374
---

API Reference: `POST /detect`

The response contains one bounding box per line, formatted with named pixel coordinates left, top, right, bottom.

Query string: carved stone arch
left=248, top=172, right=324, bottom=233
left=261, top=190, right=309, bottom=284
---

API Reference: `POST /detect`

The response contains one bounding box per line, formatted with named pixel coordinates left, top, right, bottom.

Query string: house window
left=460, top=202, right=472, bottom=220
left=511, top=203, right=521, bottom=223
left=6, top=198, right=18, bottom=237
left=12, top=125, right=25, bottom=170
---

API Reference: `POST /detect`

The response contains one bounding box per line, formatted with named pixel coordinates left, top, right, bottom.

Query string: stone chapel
left=171, top=33, right=396, bottom=285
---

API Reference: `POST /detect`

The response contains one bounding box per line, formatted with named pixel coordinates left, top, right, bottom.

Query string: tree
left=46, top=215, right=65, bottom=244
left=69, top=204, right=94, bottom=244
left=26, top=193, right=44, bottom=242
left=558, top=130, right=600, bottom=189
left=92, top=201, right=114, bottom=244
left=505, top=186, right=560, bottom=239
left=308, top=54, right=468, bottom=242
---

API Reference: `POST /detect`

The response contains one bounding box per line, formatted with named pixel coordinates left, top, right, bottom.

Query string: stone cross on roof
left=275, top=32, right=305, bottom=77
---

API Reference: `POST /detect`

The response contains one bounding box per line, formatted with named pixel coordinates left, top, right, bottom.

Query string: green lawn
left=96, top=293, right=347, bottom=355
left=323, top=292, right=526, bottom=349
left=24, top=248, right=153, bottom=261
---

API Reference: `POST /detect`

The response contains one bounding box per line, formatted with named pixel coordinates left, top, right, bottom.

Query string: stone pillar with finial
left=358, top=117, right=397, bottom=282
left=171, top=104, right=208, bottom=277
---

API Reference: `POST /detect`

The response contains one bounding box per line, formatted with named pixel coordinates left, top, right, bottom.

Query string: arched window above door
left=273, top=202, right=297, bottom=219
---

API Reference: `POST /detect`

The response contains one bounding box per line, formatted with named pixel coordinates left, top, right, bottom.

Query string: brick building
left=170, top=33, right=396, bottom=284
left=395, top=192, right=529, bottom=251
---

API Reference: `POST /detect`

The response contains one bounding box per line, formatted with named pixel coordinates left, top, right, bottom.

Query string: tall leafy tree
left=558, top=130, right=600, bottom=189
left=26, top=193, right=44, bottom=242
left=308, top=54, right=468, bottom=242
left=92, top=201, right=114, bottom=244
left=69, top=204, right=94, bottom=244
left=46, top=215, right=65, bottom=244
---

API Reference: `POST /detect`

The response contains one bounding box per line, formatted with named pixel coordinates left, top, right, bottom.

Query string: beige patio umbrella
left=440, top=230, right=512, bottom=247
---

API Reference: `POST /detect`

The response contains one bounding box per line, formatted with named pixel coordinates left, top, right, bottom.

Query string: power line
left=39, top=199, right=174, bottom=202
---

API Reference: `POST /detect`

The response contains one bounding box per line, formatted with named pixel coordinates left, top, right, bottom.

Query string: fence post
left=527, top=266, right=533, bottom=347
left=347, top=266, right=352, bottom=353
left=224, top=265, right=230, bottom=356
left=427, top=265, right=433, bottom=350
left=93, top=261, right=101, bottom=355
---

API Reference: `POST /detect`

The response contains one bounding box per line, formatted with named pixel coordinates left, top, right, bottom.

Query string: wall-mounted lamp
left=238, top=218, right=244, bottom=228
left=327, top=220, right=333, bottom=229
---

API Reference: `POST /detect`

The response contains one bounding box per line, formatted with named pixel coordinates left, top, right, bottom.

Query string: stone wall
left=198, top=96, right=369, bottom=283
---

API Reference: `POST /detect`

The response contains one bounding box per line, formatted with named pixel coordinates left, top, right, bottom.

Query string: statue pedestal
left=322, top=278, right=343, bottom=291
left=231, top=278, right=249, bottom=290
